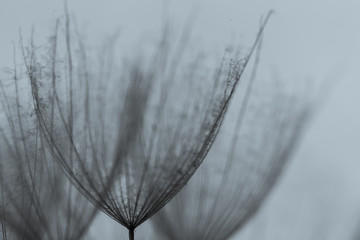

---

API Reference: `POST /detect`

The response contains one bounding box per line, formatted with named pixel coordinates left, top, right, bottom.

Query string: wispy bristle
left=0, top=52, right=98, bottom=240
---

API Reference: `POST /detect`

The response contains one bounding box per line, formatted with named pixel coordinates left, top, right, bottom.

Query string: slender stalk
left=128, top=228, right=134, bottom=240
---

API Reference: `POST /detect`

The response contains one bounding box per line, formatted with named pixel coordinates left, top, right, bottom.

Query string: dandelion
left=24, top=6, right=271, bottom=239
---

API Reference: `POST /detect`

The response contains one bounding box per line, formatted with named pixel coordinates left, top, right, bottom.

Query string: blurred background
left=1, top=0, right=359, bottom=239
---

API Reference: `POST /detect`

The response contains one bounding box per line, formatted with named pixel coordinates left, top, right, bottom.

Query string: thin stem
left=128, top=228, right=134, bottom=240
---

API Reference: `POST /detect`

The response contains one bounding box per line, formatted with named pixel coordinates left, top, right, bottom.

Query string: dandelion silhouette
left=151, top=39, right=313, bottom=240
left=25, top=9, right=271, bottom=240
left=0, top=55, right=98, bottom=240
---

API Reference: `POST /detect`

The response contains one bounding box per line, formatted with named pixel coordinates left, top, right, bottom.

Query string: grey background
left=1, top=0, right=359, bottom=239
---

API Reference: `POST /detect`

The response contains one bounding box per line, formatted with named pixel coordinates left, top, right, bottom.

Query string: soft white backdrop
left=1, top=0, right=359, bottom=239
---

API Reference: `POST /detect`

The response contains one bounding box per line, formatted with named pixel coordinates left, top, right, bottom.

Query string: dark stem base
left=129, top=228, right=134, bottom=240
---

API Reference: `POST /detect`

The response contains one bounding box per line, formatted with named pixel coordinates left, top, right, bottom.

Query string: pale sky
left=1, top=0, right=359, bottom=239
